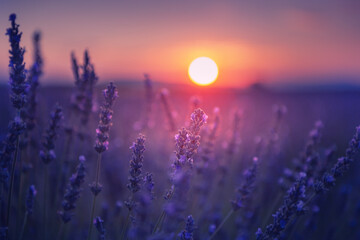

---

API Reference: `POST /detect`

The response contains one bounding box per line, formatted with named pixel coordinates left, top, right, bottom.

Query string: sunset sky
left=0, top=0, right=359, bottom=87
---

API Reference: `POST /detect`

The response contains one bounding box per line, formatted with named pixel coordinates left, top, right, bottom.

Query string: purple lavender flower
left=0, top=13, right=28, bottom=186
left=178, top=215, right=195, bottom=240
left=127, top=134, right=145, bottom=194
left=144, top=172, right=155, bottom=200
left=159, top=88, right=176, bottom=132
left=256, top=173, right=307, bottom=240
left=59, top=156, right=86, bottom=223
left=6, top=13, right=28, bottom=110
left=125, top=134, right=146, bottom=211
left=94, top=216, right=106, bottom=240
left=25, top=185, right=37, bottom=215
left=226, top=109, right=242, bottom=156
left=314, top=126, right=360, bottom=193
left=23, top=31, right=43, bottom=132
left=0, top=117, right=26, bottom=184
left=39, top=104, right=63, bottom=164
left=231, top=157, right=258, bottom=211
left=94, top=82, right=118, bottom=153
left=174, top=108, right=208, bottom=168
left=81, top=50, right=98, bottom=125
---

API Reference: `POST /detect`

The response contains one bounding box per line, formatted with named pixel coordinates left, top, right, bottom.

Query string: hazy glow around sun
left=188, top=57, right=218, bottom=86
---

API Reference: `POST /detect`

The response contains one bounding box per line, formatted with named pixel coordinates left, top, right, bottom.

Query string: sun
left=188, top=57, right=218, bottom=86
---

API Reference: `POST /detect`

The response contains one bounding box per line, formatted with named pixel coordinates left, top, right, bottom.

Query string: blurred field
left=1, top=82, right=360, bottom=239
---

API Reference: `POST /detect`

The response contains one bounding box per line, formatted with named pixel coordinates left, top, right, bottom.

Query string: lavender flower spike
left=94, top=217, right=106, bottom=240
left=59, top=156, right=86, bottom=223
left=127, top=134, right=146, bottom=194
left=39, top=104, right=63, bottom=164
left=26, top=185, right=37, bottom=215
left=0, top=118, right=26, bottom=184
left=24, top=31, right=43, bottom=131
left=125, top=134, right=146, bottom=211
left=6, top=13, right=28, bottom=110
left=186, top=108, right=208, bottom=163
left=94, top=82, right=118, bottom=153
left=178, top=215, right=195, bottom=240
left=231, top=157, right=258, bottom=211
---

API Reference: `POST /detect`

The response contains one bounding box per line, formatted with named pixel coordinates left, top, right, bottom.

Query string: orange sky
left=0, top=0, right=360, bottom=87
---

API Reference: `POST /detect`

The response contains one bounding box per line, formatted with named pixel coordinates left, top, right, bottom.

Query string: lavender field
left=1, top=13, right=360, bottom=240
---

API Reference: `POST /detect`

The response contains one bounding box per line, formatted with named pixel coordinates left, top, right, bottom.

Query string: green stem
left=18, top=212, right=28, bottom=240
left=208, top=209, right=234, bottom=240
left=6, top=134, right=20, bottom=228
left=87, top=153, right=102, bottom=240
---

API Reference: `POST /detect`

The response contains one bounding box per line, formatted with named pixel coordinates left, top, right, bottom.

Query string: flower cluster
left=39, top=104, right=63, bottom=164
left=178, top=215, right=195, bottom=240
left=94, top=82, right=118, bottom=153
left=0, top=118, right=26, bottom=184
left=94, top=216, right=106, bottom=240
left=256, top=173, right=307, bottom=240
left=127, top=134, right=146, bottom=194
left=231, top=157, right=258, bottom=211
left=125, top=134, right=146, bottom=211
left=25, top=185, right=37, bottom=215
left=23, top=31, right=43, bottom=132
left=80, top=50, right=98, bottom=125
left=59, top=156, right=86, bottom=223
left=159, top=88, right=176, bottom=132
left=144, top=172, right=155, bottom=200
left=6, top=13, right=28, bottom=110
left=70, top=51, right=98, bottom=126
left=314, top=126, right=360, bottom=193
left=174, top=108, right=208, bottom=168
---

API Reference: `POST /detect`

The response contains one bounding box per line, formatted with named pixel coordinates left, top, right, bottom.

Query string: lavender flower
left=140, top=73, right=154, bottom=130
left=0, top=118, right=26, bottom=184
left=94, top=217, right=106, bottom=240
left=39, top=104, right=63, bottom=164
left=314, top=126, right=360, bottom=194
left=144, top=172, right=155, bottom=200
left=178, top=215, right=195, bottom=240
left=94, top=82, right=118, bottom=153
left=125, top=134, right=146, bottom=211
left=26, top=185, right=37, bottom=215
left=174, top=128, right=189, bottom=167
left=70, top=52, right=85, bottom=113
left=6, top=13, right=28, bottom=110
left=159, top=88, right=176, bottom=132
left=231, top=157, right=258, bottom=211
left=226, top=109, right=242, bottom=156
left=127, top=134, right=146, bottom=194
left=59, top=156, right=86, bottom=223
left=174, top=108, right=208, bottom=168
left=23, top=31, right=43, bottom=131
left=256, top=173, right=307, bottom=240
left=81, top=50, right=98, bottom=125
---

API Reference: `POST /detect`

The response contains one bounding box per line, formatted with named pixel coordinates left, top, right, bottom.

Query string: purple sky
left=0, top=0, right=360, bottom=87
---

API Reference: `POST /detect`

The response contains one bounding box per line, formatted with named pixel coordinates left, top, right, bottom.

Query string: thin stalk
left=208, top=209, right=234, bottom=240
left=6, top=134, right=20, bottom=227
left=43, top=165, right=48, bottom=240
left=18, top=212, right=28, bottom=240
left=120, top=210, right=131, bottom=240
left=87, top=153, right=102, bottom=240
left=17, top=146, right=25, bottom=229
left=152, top=210, right=166, bottom=234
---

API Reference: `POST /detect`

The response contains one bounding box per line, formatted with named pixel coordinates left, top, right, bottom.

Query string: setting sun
left=188, top=57, right=218, bottom=86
